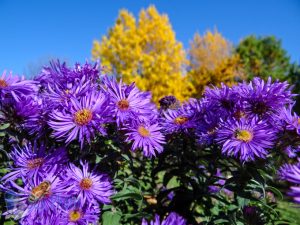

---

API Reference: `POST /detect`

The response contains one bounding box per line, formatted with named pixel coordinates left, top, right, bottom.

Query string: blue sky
left=0, top=0, right=299, bottom=76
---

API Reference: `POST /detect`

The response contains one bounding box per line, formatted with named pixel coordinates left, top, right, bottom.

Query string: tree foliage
left=188, top=31, right=245, bottom=97
left=236, top=35, right=291, bottom=80
left=92, top=6, right=194, bottom=103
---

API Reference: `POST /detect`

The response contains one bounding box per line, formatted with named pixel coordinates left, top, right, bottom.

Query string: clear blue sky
left=0, top=0, right=299, bottom=76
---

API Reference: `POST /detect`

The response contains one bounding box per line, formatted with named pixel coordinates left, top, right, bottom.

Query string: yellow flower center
left=0, top=79, right=8, bottom=87
left=69, top=210, right=82, bottom=222
left=235, top=129, right=253, bottom=142
left=174, top=116, right=189, bottom=125
left=79, top=178, right=93, bottom=190
left=74, top=109, right=93, bottom=126
left=117, top=99, right=129, bottom=110
left=138, top=126, right=151, bottom=137
left=297, top=118, right=300, bottom=125
left=65, top=89, right=71, bottom=95
left=27, top=158, right=44, bottom=169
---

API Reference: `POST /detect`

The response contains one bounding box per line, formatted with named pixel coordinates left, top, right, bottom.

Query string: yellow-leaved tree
left=92, top=6, right=194, bottom=103
left=188, top=30, right=245, bottom=97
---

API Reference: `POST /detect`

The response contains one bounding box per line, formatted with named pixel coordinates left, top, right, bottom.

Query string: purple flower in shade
left=208, top=169, right=232, bottom=197
left=64, top=162, right=114, bottom=205
left=1, top=144, right=67, bottom=183
left=102, top=77, right=156, bottom=125
left=273, top=105, right=300, bottom=158
left=142, top=212, right=186, bottom=225
left=5, top=96, right=48, bottom=136
left=161, top=186, right=175, bottom=201
left=160, top=107, right=196, bottom=134
left=59, top=201, right=100, bottom=225
left=242, top=206, right=264, bottom=225
left=204, top=84, right=240, bottom=117
left=124, top=122, right=166, bottom=157
left=216, top=118, right=275, bottom=161
left=159, top=95, right=180, bottom=111
left=237, top=77, right=294, bottom=119
left=283, top=145, right=300, bottom=158
left=277, top=105, right=300, bottom=133
left=196, top=109, right=220, bottom=146
left=22, top=103, right=49, bottom=137
left=0, top=71, right=38, bottom=102
left=279, top=162, right=300, bottom=203
left=208, top=169, right=226, bottom=193
left=1, top=166, right=69, bottom=222
left=48, top=91, right=111, bottom=148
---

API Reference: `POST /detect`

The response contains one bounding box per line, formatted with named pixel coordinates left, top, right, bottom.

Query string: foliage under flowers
left=0, top=61, right=300, bottom=224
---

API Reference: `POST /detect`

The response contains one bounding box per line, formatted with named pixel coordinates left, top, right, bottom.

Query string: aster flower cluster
left=159, top=77, right=296, bottom=162
left=0, top=61, right=165, bottom=157
left=1, top=60, right=300, bottom=224
left=0, top=143, right=113, bottom=224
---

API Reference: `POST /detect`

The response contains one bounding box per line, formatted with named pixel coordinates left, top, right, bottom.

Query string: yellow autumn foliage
left=188, top=30, right=245, bottom=97
left=92, top=6, right=194, bottom=103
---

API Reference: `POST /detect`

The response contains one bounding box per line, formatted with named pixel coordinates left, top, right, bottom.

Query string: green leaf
left=122, top=212, right=149, bottom=220
left=101, top=211, right=121, bottom=225
left=111, top=187, right=143, bottom=202
left=0, top=123, right=10, bottom=130
left=214, top=219, right=229, bottom=224
left=166, top=176, right=180, bottom=189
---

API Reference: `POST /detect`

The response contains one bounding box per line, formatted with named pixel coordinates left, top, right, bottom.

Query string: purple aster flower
left=160, top=107, right=196, bottom=134
left=63, top=162, right=114, bottom=205
left=1, top=144, right=67, bottom=183
left=22, top=103, right=49, bottom=137
left=102, top=76, right=156, bottom=125
left=238, top=77, right=294, bottom=119
left=204, top=84, right=240, bottom=117
left=44, top=75, right=94, bottom=110
left=59, top=201, right=100, bottom=225
left=20, top=210, right=62, bottom=225
left=13, top=96, right=41, bottom=120
left=216, top=118, right=276, bottom=161
left=276, top=105, right=300, bottom=133
left=142, top=212, right=186, bottom=225
left=279, top=162, right=300, bottom=203
left=35, top=60, right=100, bottom=89
left=124, top=122, right=165, bottom=157
left=48, top=91, right=111, bottom=148
left=1, top=166, right=69, bottom=221
left=0, top=71, right=38, bottom=102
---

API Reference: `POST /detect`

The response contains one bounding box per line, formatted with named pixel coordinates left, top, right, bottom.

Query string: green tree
left=236, top=35, right=291, bottom=80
